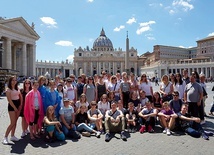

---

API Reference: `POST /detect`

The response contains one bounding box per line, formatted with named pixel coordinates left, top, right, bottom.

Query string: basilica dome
left=93, top=28, right=114, bottom=51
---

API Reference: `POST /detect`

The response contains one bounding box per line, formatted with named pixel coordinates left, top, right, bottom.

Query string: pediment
left=0, top=17, right=39, bottom=40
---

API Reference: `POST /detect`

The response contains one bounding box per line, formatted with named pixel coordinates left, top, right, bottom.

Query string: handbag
left=202, top=87, right=207, bottom=96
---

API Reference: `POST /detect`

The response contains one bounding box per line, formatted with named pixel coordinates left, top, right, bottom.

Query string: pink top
left=24, top=90, right=44, bottom=129
left=7, top=88, right=20, bottom=100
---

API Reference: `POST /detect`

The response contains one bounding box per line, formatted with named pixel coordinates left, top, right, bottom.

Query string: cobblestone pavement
left=0, top=83, right=214, bottom=155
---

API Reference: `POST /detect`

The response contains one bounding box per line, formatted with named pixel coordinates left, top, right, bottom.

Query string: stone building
left=0, top=17, right=39, bottom=76
left=73, top=28, right=140, bottom=76
left=140, top=35, right=214, bottom=79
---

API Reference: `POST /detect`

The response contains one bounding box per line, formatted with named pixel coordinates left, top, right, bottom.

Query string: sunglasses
left=91, top=104, right=96, bottom=106
left=25, top=83, right=30, bottom=84
left=103, top=98, right=107, bottom=99
left=173, top=95, right=179, bottom=96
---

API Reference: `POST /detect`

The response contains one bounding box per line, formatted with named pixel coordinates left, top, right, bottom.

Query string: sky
left=1, top=0, right=214, bottom=63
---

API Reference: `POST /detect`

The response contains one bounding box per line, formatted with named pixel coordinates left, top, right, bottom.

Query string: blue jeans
left=77, top=123, right=93, bottom=132
left=185, top=121, right=203, bottom=138
left=61, top=124, right=80, bottom=139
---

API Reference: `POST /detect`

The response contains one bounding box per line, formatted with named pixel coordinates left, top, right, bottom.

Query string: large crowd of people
left=2, top=69, right=214, bottom=145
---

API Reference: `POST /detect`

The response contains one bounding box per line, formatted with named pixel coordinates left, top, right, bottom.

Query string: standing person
left=107, top=75, right=120, bottom=102
left=76, top=76, right=84, bottom=100
left=169, top=73, right=176, bottom=85
left=83, top=76, right=96, bottom=105
left=24, top=80, right=44, bottom=140
left=20, top=79, right=32, bottom=138
left=182, top=69, right=190, bottom=85
left=56, top=82, right=65, bottom=108
left=64, top=77, right=77, bottom=102
left=120, top=74, right=131, bottom=109
left=2, top=76, right=23, bottom=144
left=199, top=73, right=207, bottom=124
left=129, top=73, right=139, bottom=93
left=138, top=74, right=153, bottom=102
left=104, top=101, right=127, bottom=142
left=44, top=80, right=61, bottom=119
left=38, top=76, right=48, bottom=114
left=184, top=71, right=203, bottom=119
left=174, top=73, right=186, bottom=100
left=96, top=75, right=107, bottom=102
left=159, top=74, right=173, bottom=102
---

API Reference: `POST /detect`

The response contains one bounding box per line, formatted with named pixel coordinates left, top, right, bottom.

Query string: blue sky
left=1, top=0, right=214, bottom=63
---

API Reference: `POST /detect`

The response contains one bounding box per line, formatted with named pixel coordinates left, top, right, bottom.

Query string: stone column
left=22, top=43, right=27, bottom=76
left=6, top=38, right=12, bottom=69
left=12, top=44, right=17, bottom=70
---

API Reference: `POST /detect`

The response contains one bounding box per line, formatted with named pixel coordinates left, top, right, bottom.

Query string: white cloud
left=55, top=41, right=73, bottom=46
left=40, top=17, right=57, bottom=28
left=147, top=37, right=156, bottom=40
left=208, top=32, right=214, bottom=37
left=126, top=17, right=137, bottom=25
left=67, top=55, right=74, bottom=62
left=136, top=21, right=156, bottom=35
left=113, top=25, right=125, bottom=32
left=172, top=0, right=194, bottom=12
left=87, top=0, right=94, bottom=2
left=169, top=9, right=175, bottom=15
left=160, top=3, right=163, bottom=7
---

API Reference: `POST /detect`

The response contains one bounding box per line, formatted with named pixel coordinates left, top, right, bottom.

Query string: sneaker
left=166, top=129, right=171, bottom=136
left=204, top=131, right=214, bottom=136
left=10, top=136, right=19, bottom=142
left=201, top=133, right=209, bottom=140
left=96, top=131, right=101, bottom=138
left=25, top=130, right=30, bottom=135
left=2, top=137, right=9, bottom=145
left=200, top=120, right=206, bottom=125
left=81, top=132, right=91, bottom=137
left=162, top=128, right=167, bottom=134
left=131, top=127, right=136, bottom=133
left=21, top=132, right=26, bottom=138
left=139, top=125, right=146, bottom=133
left=120, top=131, right=127, bottom=141
left=148, top=126, right=154, bottom=133
left=105, top=133, right=111, bottom=142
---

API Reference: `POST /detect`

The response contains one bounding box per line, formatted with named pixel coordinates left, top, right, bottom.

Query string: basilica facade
left=73, top=28, right=141, bottom=76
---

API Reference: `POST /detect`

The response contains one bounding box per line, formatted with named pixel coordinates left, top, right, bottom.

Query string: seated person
left=117, top=100, right=126, bottom=114
left=98, top=94, right=110, bottom=116
left=43, top=106, right=65, bottom=142
left=158, top=102, right=177, bottom=136
left=87, top=101, right=103, bottom=132
left=169, top=91, right=183, bottom=114
left=75, top=105, right=101, bottom=138
left=124, top=102, right=138, bottom=133
left=104, top=101, right=126, bottom=142
left=177, top=104, right=212, bottom=140
left=59, top=98, right=81, bottom=139
left=138, top=101, right=157, bottom=133
left=128, top=91, right=141, bottom=110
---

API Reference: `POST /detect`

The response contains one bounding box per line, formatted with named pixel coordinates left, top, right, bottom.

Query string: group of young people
left=2, top=69, right=213, bottom=145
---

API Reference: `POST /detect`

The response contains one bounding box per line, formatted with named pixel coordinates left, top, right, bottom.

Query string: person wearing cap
left=64, top=77, right=77, bottom=102
left=59, top=98, right=81, bottom=139
left=104, top=101, right=126, bottom=142
left=184, top=71, right=203, bottom=119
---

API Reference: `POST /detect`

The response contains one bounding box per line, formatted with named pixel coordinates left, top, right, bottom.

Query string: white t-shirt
left=139, top=82, right=152, bottom=96
left=107, top=82, right=120, bottom=96
left=64, top=85, right=76, bottom=100
left=98, top=101, right=110, bottom=115
left=174, top=81, right=186, bottom=99
left=75, top=101, right=89, bottom=109
left=160, top=82, right=172, bottom=94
